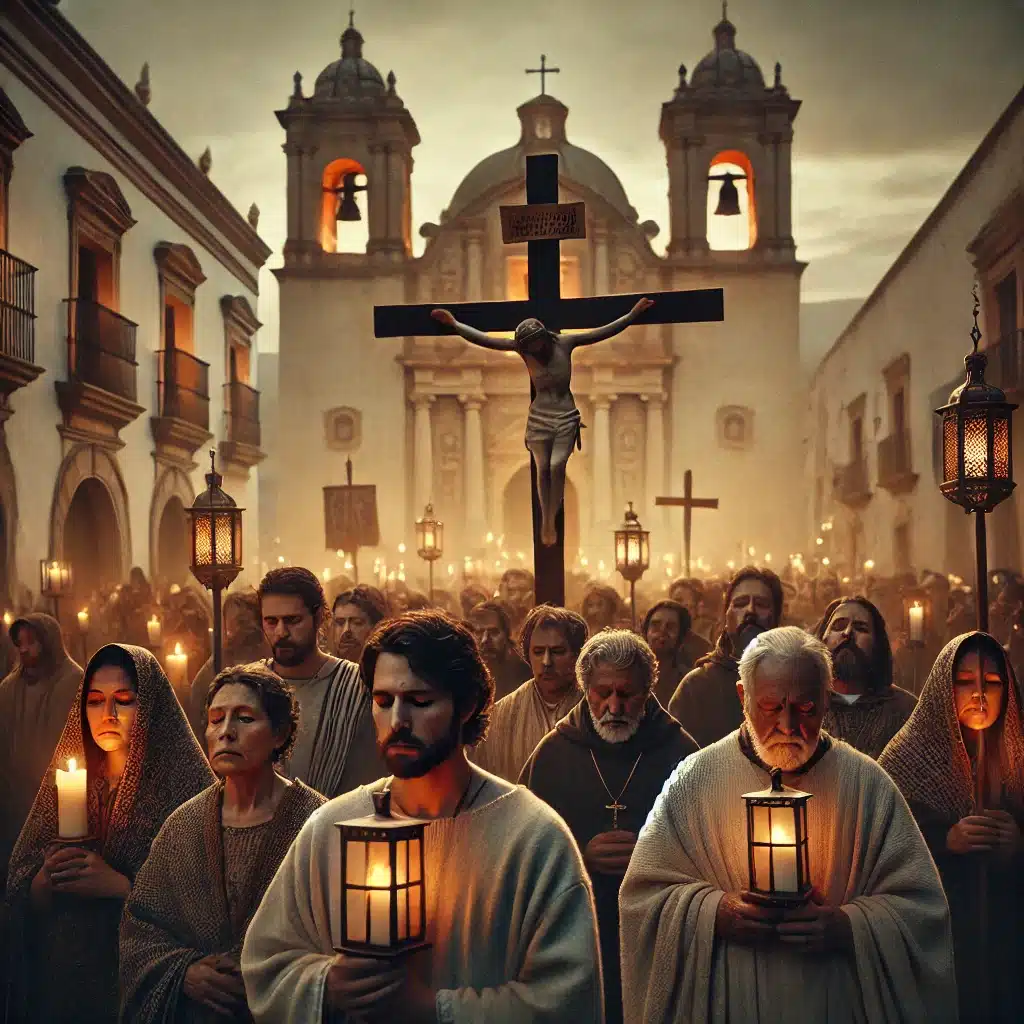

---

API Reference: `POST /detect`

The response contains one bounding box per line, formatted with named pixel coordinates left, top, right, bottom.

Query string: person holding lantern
left=879, top=632, right=1024, bottom=1023
left=4, top=644, right=214, bottom=1023
left=241, top=610, right=602, bottom=1024
left=620, top=626, right=956, bottom=1024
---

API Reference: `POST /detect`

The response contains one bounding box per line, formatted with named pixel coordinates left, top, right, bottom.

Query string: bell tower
left=660, top=8, right=800, bottom=261
left=276, top=12, right=419, bottom=265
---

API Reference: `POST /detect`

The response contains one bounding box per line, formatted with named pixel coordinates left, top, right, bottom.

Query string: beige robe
left=619, top=733, right=957, bottom=1024
left=471, top=679, right=583, bottom=782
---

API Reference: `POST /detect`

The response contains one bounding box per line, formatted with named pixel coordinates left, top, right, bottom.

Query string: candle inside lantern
left=770, top=817, right=799, bottom=892
left=146, top=615, right=162, bottom=647
left=909, top=602, right=924, bottom=643
left=165, top=642, right=189, bottom=698
left=48, top=561, right=62, bottom=591
left=55, top=757, right=88, bottom=839
left=77, top=608, right=90, bottom=631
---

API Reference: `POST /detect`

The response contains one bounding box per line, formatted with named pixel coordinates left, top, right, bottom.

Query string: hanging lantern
left=335, top=172, right=367, bottom=223
left=185, top=450, right=244, bottom=591
left=709, top=171, right=745, bottom=217
left=935, top=298, right=1017, bottom=514
left=415, top=504, right=443, bottom=563
left=39, top=559, right=73, bottom=598
left=335, top=790, right=430, bottom=958
left=742, top=768, right=812, bottom=907
left=614, top=502, right=650, bottom=583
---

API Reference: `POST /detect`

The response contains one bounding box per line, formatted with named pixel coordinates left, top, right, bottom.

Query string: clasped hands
left=715, top=888, right=853, bottom=954
left=947, top=809, right=1021, bottom=856
left=323, top=951, right=435, bottom=1024
left=34, top=844, right=130, bottom=901
left=184, top=954, right=251, bottom=1021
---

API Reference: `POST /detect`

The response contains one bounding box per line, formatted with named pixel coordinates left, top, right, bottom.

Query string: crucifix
left=656, top=470, right=720, bottom=578
left=374, top=154, right=724, bottom=606
left=525, top=54, right=560, bottom=95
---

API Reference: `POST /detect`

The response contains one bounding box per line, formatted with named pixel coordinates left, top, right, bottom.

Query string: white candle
left=77, top=609, right=90, bottom=631
left=146, top=615, right=162, bottom=647
left=770, top=817, right=798, bottom=892
left=165, top=642, right=189, bottom=698
left=909, top=602, right=924, bottom=643
left=366, top=861, right=392, bottom=946
left=55, top=757, right=88, bottom=839
left=48, top=562, right=62, bottom=591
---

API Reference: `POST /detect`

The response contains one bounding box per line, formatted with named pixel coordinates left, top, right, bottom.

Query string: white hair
left=738, top=626, right=832, bottom=706
left=576, top=628, right=658, bottom=692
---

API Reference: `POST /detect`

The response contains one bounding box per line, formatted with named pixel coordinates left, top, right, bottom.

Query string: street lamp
left=415, top=503, right=443, bottom=602
left=935, top=289, right=1016, bottom=631
left=185, top=450, right=244, bottom=673
left=39, top=559, right=73, bottom=621
left=614, top=502, right=650, bottom=629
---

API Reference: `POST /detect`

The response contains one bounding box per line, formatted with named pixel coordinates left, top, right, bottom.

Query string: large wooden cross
left=656, top=470, right=720, bottom=578
left=374, top=154, right=724, bottom=606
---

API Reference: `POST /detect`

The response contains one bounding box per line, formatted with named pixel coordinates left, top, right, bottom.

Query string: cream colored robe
left=241, top=774, right=604, bottom=1023
left=619, top=734, right=957, bottom=1024
left=470, top=678, right=583, bottom=782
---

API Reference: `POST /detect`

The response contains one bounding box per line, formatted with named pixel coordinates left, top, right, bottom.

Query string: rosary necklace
left=590, top=750, right=643, bottom=830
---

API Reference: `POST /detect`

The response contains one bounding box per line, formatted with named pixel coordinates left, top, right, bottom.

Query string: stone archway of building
left=501, top=464, right=579, bottom=557
left=50, top=444, right=132, bottom=597
left=0, top=432, right=18, bottom=603
left=149, top=465, right=195, bottom=585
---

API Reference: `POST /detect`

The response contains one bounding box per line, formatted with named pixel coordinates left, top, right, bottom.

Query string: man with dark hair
left=242, top=611, right=602, bottom=1024
left=581, top=583, right=623, bottom=636
left=497, top=568, right=535, bottom=632
left=471, top=604, right=589, bottom=782
left=668, top=566, right=784, bottom=747
left=330, top=584, right=389, bottom=663
left=467, top=600, right=532, bottom=701
left=814, top=595, right=917, bottom=758
left=257, top=567, right=383, bottom=797
left=642, top=599, right=712, bottom=708
left=669, top=576, right=716, bottom=640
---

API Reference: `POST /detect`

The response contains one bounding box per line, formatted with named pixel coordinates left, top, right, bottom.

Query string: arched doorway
left=64, top=478, right=122, bottom=599
left=157, top=496, right=189, bottom=585
left=502, top=465, right=579, bottom=556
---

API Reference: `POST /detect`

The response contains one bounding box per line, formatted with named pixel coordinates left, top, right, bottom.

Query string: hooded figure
left=4, top=644, right=215, bottom=1023
left=880, top=632, right=1024, bottom=1024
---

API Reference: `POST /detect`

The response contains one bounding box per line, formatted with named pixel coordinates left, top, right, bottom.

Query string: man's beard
left=743, top=706, right=815, bottom=772
left=589, top=702, right=645, bottom=745
left=378, top=713, right=461, bottom=779
left=732, top=614, right=767, bottom=657
left=272, top=635, right=316, bottom=668
left=832, top=640, right=871, bottom=686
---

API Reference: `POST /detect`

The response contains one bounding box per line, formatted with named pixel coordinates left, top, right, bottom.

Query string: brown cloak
left=119, top=779, right=325, bottom=1023
left=5, top=644, right=215, bottom=1024
left=667, top=640, right=742, bottom=749
left=821, top=683, right=917, bottom=759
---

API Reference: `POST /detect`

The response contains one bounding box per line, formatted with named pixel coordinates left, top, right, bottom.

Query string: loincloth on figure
left=525, top=405, right=585, bottom=451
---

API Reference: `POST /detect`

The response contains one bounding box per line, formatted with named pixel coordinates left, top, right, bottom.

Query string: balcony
left=219, top=380, right=265, bottom=475
left=984, top=329, right=1024, bottom=394
left=877, top=429, right=919, bottom=494
left=0, top=248, right=44, bottom=419
left=55, top=297, right=144, bottom=446
left=151, top=347, right=212, bottom=467
left=832, top=457, right=872, bottom=509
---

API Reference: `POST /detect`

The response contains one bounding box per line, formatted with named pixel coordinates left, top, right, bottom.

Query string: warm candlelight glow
left=398, top=542, right=407, bottom=554
left=447, top=564, right=455, bottom=576
left=55, top=757, right=88, bottom=839
left=815, top=536, right=824, bottom=546
left=165, top=642, right=189, bottom=699
left=908, top=601, right=925, bottom=643
left=2, top=611, right=10, bottom=627
left=146, top=615, right=162, bottom=647
left=863, top=559, right=875, bottom=571
left=485, top=532, right=494, bottom=544
left=77, top=609, right=89, bottom=630
left=822, top=557, right=830, bottom=566
left=322, top=568, right=332, bottom=582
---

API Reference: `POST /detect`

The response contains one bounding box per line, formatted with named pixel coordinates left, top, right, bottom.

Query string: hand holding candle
left=55, top=757, right=88, bottom=839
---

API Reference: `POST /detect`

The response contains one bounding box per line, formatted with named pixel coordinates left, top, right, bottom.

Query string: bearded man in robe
left=470, top=605, right=588, bottom=782
left=466, top=600, right=531, bottom=702
left=668, top=567, right=783, bottom=748
left=241, top=611, right=602, bottom=1023
left=814, top=595, right=917, bottom=758
left=880, top=632, right=1024, bottom=1023
left=621, top=626, right=956, bottom=1024
left=522, top=629, right=697, bottom=1024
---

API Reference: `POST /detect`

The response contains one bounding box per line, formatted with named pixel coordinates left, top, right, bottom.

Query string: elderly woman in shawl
left=5, top=644, right=214, bottom=1023
left=880, top=631, right=1024, bottom=1023
left=120, top=662, right=324, bottom=1022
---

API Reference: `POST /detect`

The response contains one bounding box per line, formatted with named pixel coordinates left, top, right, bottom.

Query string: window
left=505, top=255, right=581, bottom=301
left=706, top=149, right=757, bottom=252
left=221, top=295, right=260, bottom=386
left=154, top=243, right=205, bottom=354
left=850, top=417, right=863, bottom=462
left=320, top=156, right=368, bottom=254
left=0, top=88, right=32, bottom=251
left=891, top=387, right=905, bottom=436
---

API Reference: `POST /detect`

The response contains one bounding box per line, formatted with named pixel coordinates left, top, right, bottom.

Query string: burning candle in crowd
left=909, top=602, right=924, bottom=643
left=146, top=615, right=162, bottom=648
left=55, top=757, right=88, bottom=839
left=77, top=609, right=90, bottom=631
left=2, top=611, right=11, bottom=627
left=165, top=642, right=189, bottom=697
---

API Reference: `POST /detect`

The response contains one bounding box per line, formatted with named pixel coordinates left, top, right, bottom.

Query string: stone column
left=776, top=134, right=794, bottom=244
left=412, top=395, right=434, bottom=511
left=592, top=395, right=615, bottom=529
left=643, top=393, right=667, bottom=541
left=284, top=141, right=303, bottom=245
left=666, top=140, right=688, bottom=253
left=466, top=228, right=485, bottom=300
left=593, top=225, right=610, bottom=295
left=367, top=143, right=388, bottom=250
left=460, top=395, right=487, bottom=542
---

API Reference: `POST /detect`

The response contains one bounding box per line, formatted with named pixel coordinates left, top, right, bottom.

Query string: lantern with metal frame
left=185, top=450, right=244, bottom=673
left=415, top=503, right=443, bottom=601
left=614, top=502, right=650, bottom=629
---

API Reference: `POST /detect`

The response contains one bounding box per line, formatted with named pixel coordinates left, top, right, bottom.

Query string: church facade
left=273, top=12, right=805, bottom=582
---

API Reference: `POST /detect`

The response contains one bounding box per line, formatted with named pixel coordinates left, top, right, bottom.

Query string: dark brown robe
left=4, top=644, right=215, bottom=1024
left=488, top=652, right=533, bottom=703
left=667, top=645, right=742, bottom=749
left=119, top=779, right=325, bottom=1022
left=879, top=633, right=1024, bottom=1024
left=821, top=684, right=918, bottom=759
left=520, top=696, right=698, bottom=1024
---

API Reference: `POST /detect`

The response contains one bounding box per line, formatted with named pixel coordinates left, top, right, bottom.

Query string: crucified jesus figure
left=431, top=297, right=654, bottom=546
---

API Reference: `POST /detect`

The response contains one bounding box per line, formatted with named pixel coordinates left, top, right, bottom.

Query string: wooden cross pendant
left=606, top=801, right=626, bottom=830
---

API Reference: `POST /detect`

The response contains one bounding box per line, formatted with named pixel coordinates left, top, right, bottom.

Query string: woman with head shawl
left=119, top=662, right=324, bottom=1022
left=4, top=644, right=215, bottom=1023
left=879, top=632, right=1024, bottom=1023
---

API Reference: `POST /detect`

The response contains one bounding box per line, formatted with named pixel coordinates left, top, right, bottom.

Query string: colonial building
left=272, top=11, right=805, bottom=579
left=0, top=0, right=270, bottom=611
left=805, top=86, right=1024, bottom=579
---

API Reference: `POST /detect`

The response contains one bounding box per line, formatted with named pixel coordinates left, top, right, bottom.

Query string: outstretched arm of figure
left=430, top=309, right=515, bottom=351
left=568, top=297, right=654, bottom=348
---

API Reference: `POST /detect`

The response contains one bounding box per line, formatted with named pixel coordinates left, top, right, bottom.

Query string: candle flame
left=366, top=863, right=391, bottom=887
left=770, top=820, right=795, bottom=844
left=68, top=757, right=77, bottom=772
left=174, top=641, right=184, bottom=656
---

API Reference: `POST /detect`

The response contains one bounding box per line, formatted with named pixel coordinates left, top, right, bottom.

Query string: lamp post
left=39, top=559, right=73, bottom=622
left=614, top=502, right=650, bottom=630
left=935, top=289, right=1016, bottom=632
left=415, top=503, right=443, bottom=603
left=185, top=450, right=244, bottom=674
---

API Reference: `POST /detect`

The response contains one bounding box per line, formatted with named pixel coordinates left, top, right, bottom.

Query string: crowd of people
left=0, top=557, right=1021, bottom=1022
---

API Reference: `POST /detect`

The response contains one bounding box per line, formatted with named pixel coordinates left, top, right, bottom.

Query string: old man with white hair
left=521, top=628, right=698, bottom=1024
left=619, top=625, right=957, bottom=1024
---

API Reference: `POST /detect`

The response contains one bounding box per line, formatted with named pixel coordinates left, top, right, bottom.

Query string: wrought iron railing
left=832, top=457, right=871, bottom=505
left=224, top=380, right=261, bottom=448
left=0, top=248, right=37, bottom=362
left=877, top=430, right=914, bottom=485
left=157, top=348, right=210, bottom=429
left=65, top=298, right=138, bottom=402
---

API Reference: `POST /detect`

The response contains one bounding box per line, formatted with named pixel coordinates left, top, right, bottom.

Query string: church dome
left=446, top=94, right=637, bottom=223
left=689, top=16, right=766, bottom=93
left=313, top=14, right=386, bottom=101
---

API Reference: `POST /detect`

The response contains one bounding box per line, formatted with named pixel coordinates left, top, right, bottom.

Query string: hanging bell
left=713, top=172, right=742, bottom=217
left=336, top=172, right=367, bottom=222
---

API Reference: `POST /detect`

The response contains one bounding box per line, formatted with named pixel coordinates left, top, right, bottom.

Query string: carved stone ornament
left=716, top=404, right=754, bottom=451
left=324, top=405, right=362, bottom=452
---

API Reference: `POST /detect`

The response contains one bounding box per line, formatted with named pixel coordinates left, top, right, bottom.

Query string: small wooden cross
left=656, top=470, right=720, bottom=578
left=606, top=800, right=626, bottom=830
left=525, top=54, right=560, bottom=95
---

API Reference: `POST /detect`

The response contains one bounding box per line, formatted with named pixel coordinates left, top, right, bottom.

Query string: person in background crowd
left=459, top=584, right=491, bottom=619
left=581, top=583, right=623, bottom=636
left=642, top=600, right=705, bottom=708
left=497, top=568, right=535, bottom=633
left=330, top=584, right=389, bottom=663
left=467, top=600, right=532, bottom=702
